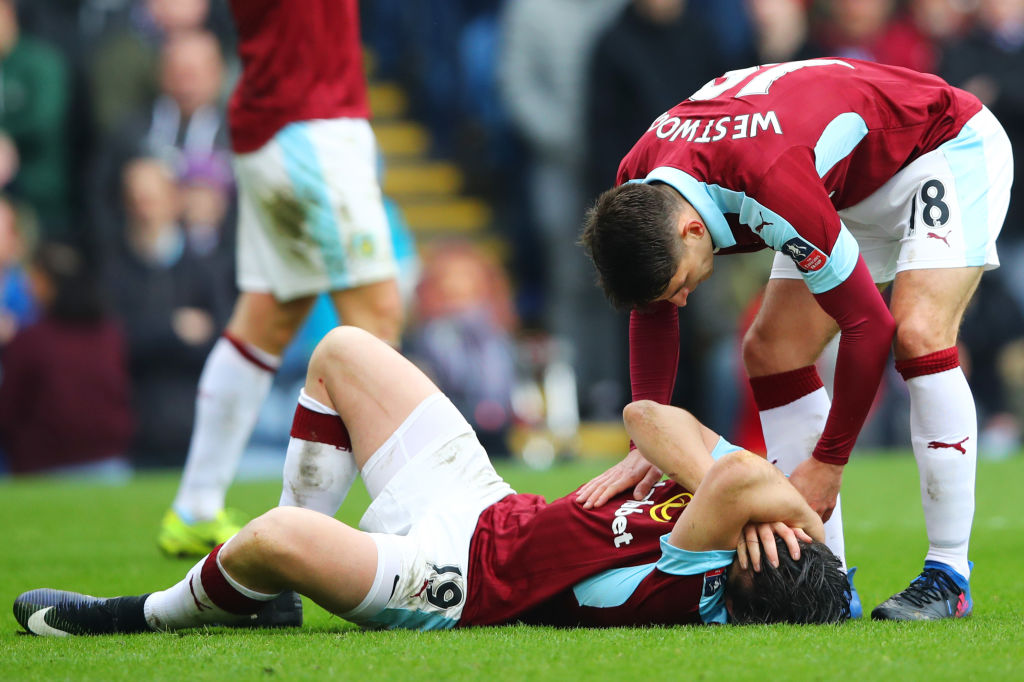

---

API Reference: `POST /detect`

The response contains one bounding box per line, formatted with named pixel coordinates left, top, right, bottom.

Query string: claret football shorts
left=771, top=105, right=1013, bottom=284
left=233, top=117, right=398, bottom=301
left=340, top=393, right=514, bottom=630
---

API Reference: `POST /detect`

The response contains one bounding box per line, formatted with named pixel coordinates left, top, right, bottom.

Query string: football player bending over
left=15, top=327, right=848, bottom=635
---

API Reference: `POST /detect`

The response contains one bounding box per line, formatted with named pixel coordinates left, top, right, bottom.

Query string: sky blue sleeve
left=709, top=436, right=742, bottom=461
left=658, top=536, right=735, bottom=624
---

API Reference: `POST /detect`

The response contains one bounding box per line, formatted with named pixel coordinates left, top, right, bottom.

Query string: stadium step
left=401, top=197, right=492, bottom=236
left=371, top=120, right=431, bottom=159
left=382, top=160, right=464, bottom=199
left=368, top=82, right=408, bottom=120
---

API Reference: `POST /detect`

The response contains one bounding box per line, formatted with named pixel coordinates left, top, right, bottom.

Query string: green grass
left=2, top=453, right=1024, bottom=681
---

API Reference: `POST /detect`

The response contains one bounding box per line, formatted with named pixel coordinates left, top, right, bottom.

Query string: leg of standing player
left=872, top=105, right=1011, bottom=620
left=741, top=277, right=852, bottom=573
left=161, top=117, right=403, bottom=557
left=890, top=267, right=981, bottom=577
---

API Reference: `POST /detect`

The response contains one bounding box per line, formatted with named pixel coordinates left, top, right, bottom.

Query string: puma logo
left=927, top=232, right=951, bottom=247
left=753, top=212, right=773, bottom=233
left=927, top=436, right=969, bottom=455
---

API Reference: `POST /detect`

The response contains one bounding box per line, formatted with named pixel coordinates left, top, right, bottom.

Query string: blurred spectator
left=103, top=157, right=232, bottom=468
left=690, top=0, right=754, bottom=61
left=499, top=0, right=627, bottom=416
left=407, top=242, right=517, bottom=455
left=0, top=242, right=133, bottom=477
left=88, top=0, right=212, bottom=137
left=0, top=195, right=37, bottom=345
left=145, top=29, right=228, bottom=163
left=178, top=151, right=235, bottom=296
left=0, top=0, right=71, bottom=237
left=90, top=27, right=228, bottom=254
left=582, top=0, right=733, bottom=417
left=742, top=0, right=823, bottom=63
left=816, top=0, right=936, bottom=72
left=906, top=0, right=974, bottom=68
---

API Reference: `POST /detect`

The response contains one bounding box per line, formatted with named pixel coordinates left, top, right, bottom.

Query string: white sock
left=143, top=544, right=277, bottom=631
left=903, top=365, right=976, bottom=579
left=758, top=384, right=847, bottom=570
left=278, top=390, right=358, bottom=515
left=173, top=335, right=279, bottom=522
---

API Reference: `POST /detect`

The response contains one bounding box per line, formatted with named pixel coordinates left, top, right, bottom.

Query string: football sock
left=897, top=348, right=975, bottom=579
left=278, top=389, right=357, bottom=516
left=144, top=542, right=279, bottom=631
left=751, top=366, right=847, bottom=569
left=173, top=334, right=280, bottom=522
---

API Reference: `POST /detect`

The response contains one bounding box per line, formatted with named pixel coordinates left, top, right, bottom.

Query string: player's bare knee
left=893, top=316, right=949, bottom=360
left=311, top=326, right=374, bottom=372
left=741, top=323, right=776, bottom=375
left=233, top=508, right=306, bottom=566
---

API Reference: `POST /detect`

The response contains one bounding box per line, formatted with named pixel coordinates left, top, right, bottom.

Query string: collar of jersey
left=635, top=167, right=736, bottom=250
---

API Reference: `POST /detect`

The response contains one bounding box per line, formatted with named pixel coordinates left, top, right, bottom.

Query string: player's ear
left=680, top=219, right=706, bottom=243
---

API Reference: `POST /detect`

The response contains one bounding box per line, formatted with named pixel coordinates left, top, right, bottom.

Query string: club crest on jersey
left=649, top=492, right=692, bottom=523
left=782, top=237, right=827, bottom=272
left=703, top=568, right=726, bottom=598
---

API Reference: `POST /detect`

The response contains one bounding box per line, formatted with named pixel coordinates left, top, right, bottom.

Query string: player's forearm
left=623, top=401, right=713, bottom=492
left=811, top=259, right=896, bottom=465
left=629, top=302, right=680, bottom=404
left=744, top=461, right=825, bottom=540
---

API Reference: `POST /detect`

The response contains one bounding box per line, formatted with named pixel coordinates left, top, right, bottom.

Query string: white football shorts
left=340, top=393, right=514, bottom=630
left=233, top=117, right=398, bottom=301
left=771, top=105, right=1013, bottom=284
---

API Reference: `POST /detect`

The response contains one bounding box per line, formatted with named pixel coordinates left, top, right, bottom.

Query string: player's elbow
left=622, top=400, right=658, bottom=429
left=703, top=450, right=769, bottom=496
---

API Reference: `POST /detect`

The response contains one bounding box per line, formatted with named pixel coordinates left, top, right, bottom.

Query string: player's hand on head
left=738, top=522, right=813, bottom=572
left=788, top=458, right=843, bottom=522
left=576, top=448, right=662, bottom=510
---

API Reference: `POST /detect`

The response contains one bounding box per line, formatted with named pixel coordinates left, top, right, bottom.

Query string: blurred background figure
left=0, top=196, right=37, bottom=346
left=584, top=0, right=733, bottom=418
left=144, top=29, right=228, bottom=163
left=743, top=0, right=823, bottom=63
left=499, top=0, right=627, bottom=418
left=88, top=0, right=214, bottom=138
left=0, top=241, right=133, bottom=478
left=90, top=27, right=228, bottom=256
left=0, top=0, right=71, bottom=238
left=815, top=0, right=935, bottom=71
left=407, top=241, right=517, bottom=455
left=178, top=150, right=236, bottom=292
left=103, top=157, right=230, bottom=468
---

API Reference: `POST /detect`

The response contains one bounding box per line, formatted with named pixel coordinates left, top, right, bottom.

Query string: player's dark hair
left=579, top=183, right=683, bottom=310
left=729, top=537, right=850, bottom=625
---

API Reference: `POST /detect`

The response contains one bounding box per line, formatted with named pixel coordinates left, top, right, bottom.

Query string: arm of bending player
left=575, top=305, right=679, bottom=508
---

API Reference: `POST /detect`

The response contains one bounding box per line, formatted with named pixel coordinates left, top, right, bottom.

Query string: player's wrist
left=810, top=449, right=848, bottom=467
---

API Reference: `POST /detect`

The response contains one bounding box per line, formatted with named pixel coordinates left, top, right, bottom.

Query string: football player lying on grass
left=14, top=327, right=849, bottom=635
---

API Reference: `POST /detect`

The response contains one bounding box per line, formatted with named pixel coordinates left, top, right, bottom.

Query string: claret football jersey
left=617, top=58, right=982, bottom=293
left=227, top=0, right=371, bottom=153
left=459, top=439, right=742, bottom=627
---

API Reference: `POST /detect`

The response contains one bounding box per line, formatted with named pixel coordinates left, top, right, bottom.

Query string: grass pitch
left=2, top=453, right=1023, bottom=681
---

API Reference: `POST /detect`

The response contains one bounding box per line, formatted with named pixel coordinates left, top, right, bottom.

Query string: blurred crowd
left=0, top=0, right=1022, bottom=475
